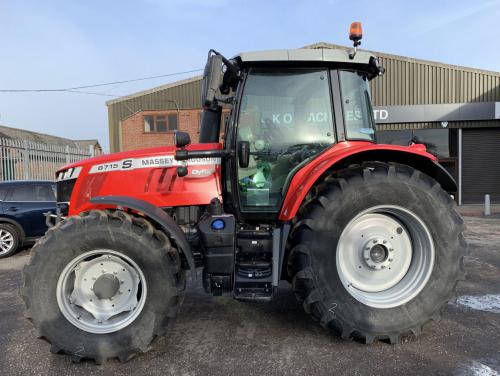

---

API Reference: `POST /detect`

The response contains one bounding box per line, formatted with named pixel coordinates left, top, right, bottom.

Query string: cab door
left=233, top=68, right=336, bottom=215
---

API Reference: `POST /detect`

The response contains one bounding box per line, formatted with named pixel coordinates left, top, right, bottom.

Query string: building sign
left=373, top=102, right=500, bottom=124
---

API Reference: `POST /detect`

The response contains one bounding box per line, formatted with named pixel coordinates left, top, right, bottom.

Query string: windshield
left=236, top=68, right=335, bottom=212
left=338, top=70, right=375, bottom=141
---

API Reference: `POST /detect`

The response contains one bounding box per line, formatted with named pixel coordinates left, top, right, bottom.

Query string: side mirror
left=238, top=141, right=250, bottom=168
left=201, top=54, right=223, bottom=108
left=174, top=131, right=191, bottom=148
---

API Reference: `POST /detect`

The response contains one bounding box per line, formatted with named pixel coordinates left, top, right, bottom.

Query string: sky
left=0, top=0, right=499, bottom=152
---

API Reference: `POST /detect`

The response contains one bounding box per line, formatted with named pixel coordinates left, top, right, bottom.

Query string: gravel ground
left=0, top=216, right=499, bottom=376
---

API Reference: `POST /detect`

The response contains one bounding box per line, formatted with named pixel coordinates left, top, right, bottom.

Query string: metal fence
left=0, top=137, right=98, bottom=181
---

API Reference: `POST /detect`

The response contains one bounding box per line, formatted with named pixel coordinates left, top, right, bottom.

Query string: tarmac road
left=0, top=216, right=499, bottom=376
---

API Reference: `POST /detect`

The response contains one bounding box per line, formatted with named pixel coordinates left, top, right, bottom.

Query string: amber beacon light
left=349, top=22, right=363, bottom=46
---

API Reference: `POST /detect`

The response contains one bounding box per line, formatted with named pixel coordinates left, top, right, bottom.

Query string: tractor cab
left=176, top=25, right=385, bottom=219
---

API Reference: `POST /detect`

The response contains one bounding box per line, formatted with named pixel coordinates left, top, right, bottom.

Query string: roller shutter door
left=462, top=128, right=500, bottom=204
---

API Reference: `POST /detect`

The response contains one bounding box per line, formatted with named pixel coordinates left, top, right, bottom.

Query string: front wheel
left=21, top=210, right=185, bottom=364
left=288, top=162, right=466, bottom=344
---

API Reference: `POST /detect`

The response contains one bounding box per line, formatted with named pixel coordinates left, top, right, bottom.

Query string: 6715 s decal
left=89, top=155, right=220, bottom=174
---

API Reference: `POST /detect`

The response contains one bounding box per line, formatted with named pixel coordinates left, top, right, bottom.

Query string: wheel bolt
left=373, top=239, right=378, bottom=244
left=388, top=258, right=393, bottom=262
left=389, top=248, right=394, bottom=252
left=383, top=240, right=387, bottom=244
left=365, top=257, right=370, bottom=261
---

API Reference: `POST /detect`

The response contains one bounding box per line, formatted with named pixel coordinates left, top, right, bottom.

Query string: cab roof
left=234, top=47, right=375, bottom=65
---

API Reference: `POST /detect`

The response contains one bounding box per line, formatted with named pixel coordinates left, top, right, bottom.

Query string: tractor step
left=234, top=283, right=273, bottom=301
left=233, top=226, right=274, bottom=301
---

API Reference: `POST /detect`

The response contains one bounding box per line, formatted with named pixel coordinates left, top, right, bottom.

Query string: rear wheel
left=0, top=223, right=20, bottom=258
left=288, top=162, right=466, bottom=343
left=22, top=210, right=185, bottom=363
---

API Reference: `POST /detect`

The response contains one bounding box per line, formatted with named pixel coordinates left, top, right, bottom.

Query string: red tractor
left=22, top=24, right=466, bottom=364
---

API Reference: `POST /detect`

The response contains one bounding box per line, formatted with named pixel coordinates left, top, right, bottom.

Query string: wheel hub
left=56, top=250, right=147, bottom=334
left=370, top=245, right=387, bottom=263
left=93, top=274, right=120, bottom=300
left=363, top=238, right=394, bottom=270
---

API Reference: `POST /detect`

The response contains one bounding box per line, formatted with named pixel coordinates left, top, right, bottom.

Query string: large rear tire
left=288, top=162, right=466, bottom=344
left=21, top=210, right=185, bottom=364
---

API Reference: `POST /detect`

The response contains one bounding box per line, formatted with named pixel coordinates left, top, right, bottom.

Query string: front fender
left=90, top=196, right=196, bottom=278
left=279, top=142, right=457, bottom=221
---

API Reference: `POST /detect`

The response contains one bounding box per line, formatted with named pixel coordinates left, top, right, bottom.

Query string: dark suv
left=0, top=181, right=56, bottom=258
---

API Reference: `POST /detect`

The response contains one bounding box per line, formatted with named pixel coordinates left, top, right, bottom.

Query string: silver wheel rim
left=56, top=249, right=147, bottom=334
left=336, top=205, right=434, bottom=308
left=0, top=229, right=14, bottom=255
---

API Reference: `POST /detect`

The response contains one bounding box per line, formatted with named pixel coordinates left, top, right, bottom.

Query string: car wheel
left=0, top=223, right=20, bottom=258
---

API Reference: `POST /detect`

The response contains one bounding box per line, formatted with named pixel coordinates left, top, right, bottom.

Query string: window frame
left=337, top=69, right=376, bottom=142
left=143, top=113, right=179, bottom=133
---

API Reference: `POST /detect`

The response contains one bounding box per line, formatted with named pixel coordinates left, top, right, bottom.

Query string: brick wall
left=120, top=109, right=229, bottom=151
left=120, top=109, right=202, bottom=151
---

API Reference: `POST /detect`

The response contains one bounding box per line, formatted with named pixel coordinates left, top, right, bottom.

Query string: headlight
left=57, top=166, right=82, bottom=181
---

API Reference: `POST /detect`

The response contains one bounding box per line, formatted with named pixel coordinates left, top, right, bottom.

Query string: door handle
left=8, top=206, right=19, bottom=212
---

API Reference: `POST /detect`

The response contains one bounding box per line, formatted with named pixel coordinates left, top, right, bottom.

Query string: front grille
left=57, top=178, right=76, bottom=203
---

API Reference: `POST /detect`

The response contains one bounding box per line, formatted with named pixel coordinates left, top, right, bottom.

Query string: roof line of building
left=105, top=75, right=203, bottom=106
left=305, top=42, right=500, bottom=77
left=107, top=43, right=500, bottom=107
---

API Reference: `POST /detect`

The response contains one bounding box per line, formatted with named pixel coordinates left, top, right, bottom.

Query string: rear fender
left=90, top=196, right=196, bottom=278
left=279, top=142, right=457, bottom=221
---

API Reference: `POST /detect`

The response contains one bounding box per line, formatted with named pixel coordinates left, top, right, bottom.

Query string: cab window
left=338, top=70, right=375, bottom=141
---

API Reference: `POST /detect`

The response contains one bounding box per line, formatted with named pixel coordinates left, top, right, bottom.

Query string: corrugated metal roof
left=0, top=124, right=101, bottom=149
left=305, top=42, right=500, bottom=77
left=106, top=75, right=203, bottom=106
